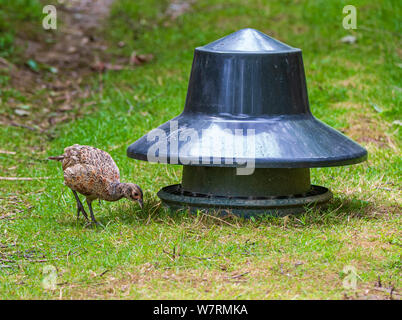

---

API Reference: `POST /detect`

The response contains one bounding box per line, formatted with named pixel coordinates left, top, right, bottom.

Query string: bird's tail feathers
left=48, top=155, right=64, bottom=161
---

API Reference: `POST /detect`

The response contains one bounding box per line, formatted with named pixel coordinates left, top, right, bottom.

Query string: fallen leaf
left=104, top=63, right=125, bottom=71
left=58, top=105, right=74, bottom=111
left=49, top=67, right=58, bottom=74
left=370, top=102, right=383, bottom=113
left=340, top=35, right=357, bottom=44
left=91, top=60, right=106, bottom=72
left=26, top=59, right=39, bottom=72
left=91, top=61, right=125, bottom=72
left=129, top=51, right=154, bottom=66
left=48, top=114, right=69, bottom=125
left=14, top=109, right=30, bottom=116
left=166, top=0, right=193, bottom=20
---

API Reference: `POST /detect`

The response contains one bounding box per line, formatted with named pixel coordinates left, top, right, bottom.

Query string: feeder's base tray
left=157, top=184, right=332, bottom=217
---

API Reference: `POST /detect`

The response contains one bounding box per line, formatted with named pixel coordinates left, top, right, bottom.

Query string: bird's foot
left=85, top=218, right=104, bottom=228
left=76, top=204, right=89, bottom=221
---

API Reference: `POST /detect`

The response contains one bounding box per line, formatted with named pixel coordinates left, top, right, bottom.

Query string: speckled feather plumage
left=61, top=145, right=120, bottom=200
left=50, top=144, right=143, bottom=224
left=51, top=144, right=142, bottom=202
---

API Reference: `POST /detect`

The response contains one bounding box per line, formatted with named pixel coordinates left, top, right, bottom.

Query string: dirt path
left=1, top=0, right=137, bottom=134
left=31, top=0, right=115, bottom=70
left=11, top=0, right=116, bottom=87
left=0, top=0, right=197, bottom=135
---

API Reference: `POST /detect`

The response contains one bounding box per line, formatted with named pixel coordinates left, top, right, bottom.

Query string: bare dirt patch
left=59, top=258, right=401, bottom=299
left=0, top=0, right=152, bottom=135
left=345, top=115, right=396, bottom=149
left=334, top=103, right=397, bottom=149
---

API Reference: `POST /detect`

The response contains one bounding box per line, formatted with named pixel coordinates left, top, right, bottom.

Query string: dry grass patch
left=338, top=112, right=396, bottom=149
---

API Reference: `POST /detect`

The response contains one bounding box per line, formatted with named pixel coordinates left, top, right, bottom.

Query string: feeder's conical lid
left=127, top=29, right=367, bottom=168
left=199, top=28, right=298, bottom=53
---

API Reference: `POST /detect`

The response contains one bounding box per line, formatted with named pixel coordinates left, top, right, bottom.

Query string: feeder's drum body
left=127, top=29, right=367, bottom=167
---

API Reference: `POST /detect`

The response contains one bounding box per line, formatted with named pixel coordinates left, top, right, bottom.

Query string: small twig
left=98, top=270, right=109, bottom=277
left=0, top=176, right=54, bottom=181
left=0, top=215, right=22, bottom=221
left=0, top=213, right=15, bottom=219
left=376, top=276, right=382, bottom=288
left=372, top=287, right=401, bottom=298
left=230, top=271, right=250, bottom=279
left=180, top=253, right=220, bottom=261
left=1, top=121, right=45, bottom=133
left=201, top=212, right=238, bottom=228
left=162, top=249, right=176, bottom=261
left=0, top=244, right=16, bottom=248
left=359, top=25, right=401, bottom=37
left=388, top=241, right=402, bottom=247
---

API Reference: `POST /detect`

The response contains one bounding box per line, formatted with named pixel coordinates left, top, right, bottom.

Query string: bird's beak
left=138, top=199, right=143, bottom=210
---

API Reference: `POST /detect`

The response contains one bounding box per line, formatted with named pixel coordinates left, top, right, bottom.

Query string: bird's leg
left=72, top=190, right=89, bottom=221
left=86, top=198, right=101, bottom=226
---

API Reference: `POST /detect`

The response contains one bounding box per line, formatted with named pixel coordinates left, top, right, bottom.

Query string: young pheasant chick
left=49, top=144, right=143, bottom=225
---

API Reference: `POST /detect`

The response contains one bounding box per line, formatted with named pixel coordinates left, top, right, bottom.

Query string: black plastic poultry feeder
left=127, top=29, right=367, bottom=216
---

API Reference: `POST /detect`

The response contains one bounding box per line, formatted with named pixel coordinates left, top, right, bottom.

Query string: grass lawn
left=0, top=0, right=401, bottom=299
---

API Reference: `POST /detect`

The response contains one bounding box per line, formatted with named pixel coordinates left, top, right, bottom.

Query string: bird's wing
left=64, top=164, right=114, bottom=199
left=62, top=145, right=120, bottom=181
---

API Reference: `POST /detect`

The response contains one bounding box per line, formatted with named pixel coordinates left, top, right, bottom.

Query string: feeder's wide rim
left=126, top=113, right=368, bottom=169
left=127, top=148, right=367, bottom=168
left=157, top=184, right=333, bottom=216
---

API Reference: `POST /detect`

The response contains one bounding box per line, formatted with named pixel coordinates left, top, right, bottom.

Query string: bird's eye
left=134, top=193, right=138, bottom=196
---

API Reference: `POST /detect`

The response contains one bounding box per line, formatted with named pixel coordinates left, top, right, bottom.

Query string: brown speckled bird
left=49, top=144, right=143, bottom=225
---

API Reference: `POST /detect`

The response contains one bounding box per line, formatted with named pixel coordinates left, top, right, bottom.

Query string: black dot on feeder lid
left=127, top=29, right=367, bottom=216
